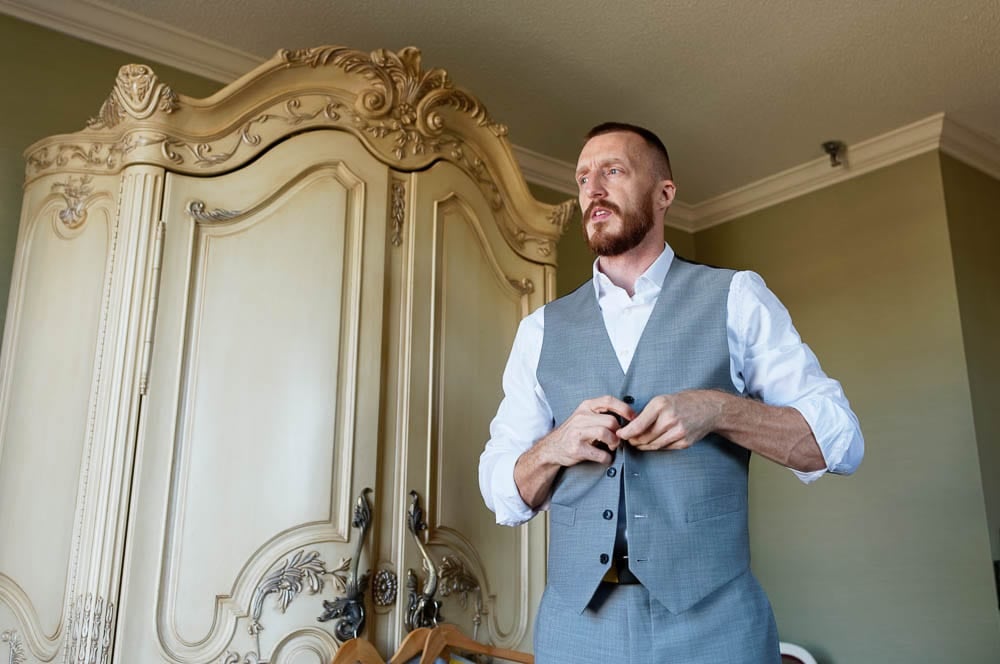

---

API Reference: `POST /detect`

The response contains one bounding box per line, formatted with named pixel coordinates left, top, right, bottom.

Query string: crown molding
left=492, top=114, right=1000, bottom=233
left=511, top=145, right=576, bottom=197
left=0, top=0, right=259, bottom=82
left=4, top=0, right=999, bottom=233
left=685, top=113, right=953, bottom=231
left=939, top=117, right=1000, bottom=183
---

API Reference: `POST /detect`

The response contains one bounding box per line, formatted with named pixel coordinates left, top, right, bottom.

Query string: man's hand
left=539, top=396, right=636, bottom=466
left=617, top=390, right=724, bottom=451
left=616, top=389, right=826, bottom=472
left=514, top=396, right=635, bottom=508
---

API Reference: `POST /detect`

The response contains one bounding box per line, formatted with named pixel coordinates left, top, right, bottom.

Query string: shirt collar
left=592, top=243, right=675, bottom=303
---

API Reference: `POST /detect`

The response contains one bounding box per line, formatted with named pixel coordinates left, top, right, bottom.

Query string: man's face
left=575, top=131, right=660, bottom=257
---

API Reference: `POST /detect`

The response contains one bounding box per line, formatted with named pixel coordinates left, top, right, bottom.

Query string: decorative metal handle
left=404, top=490, right=442, bottom=631
left=318, top=488, right=373, bottom=641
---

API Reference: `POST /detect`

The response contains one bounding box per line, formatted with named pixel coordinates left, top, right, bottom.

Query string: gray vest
left=538, top=259, right=751, bottom=615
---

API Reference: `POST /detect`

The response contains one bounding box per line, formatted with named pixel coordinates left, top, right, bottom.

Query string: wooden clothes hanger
left=331, top=624, right=532, bottom=664
left=328, top=627, right=435, bottom=664
left=388, top=627, right=433, bottom=664
left=330, top=636, right=384, bottom=664
left=417, top=624, right=533, bottom=664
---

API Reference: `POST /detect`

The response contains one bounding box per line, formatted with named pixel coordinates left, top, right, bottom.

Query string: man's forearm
left=513, top=435, right=563, bottom=509
left=512, top=397, right=631, bottom=508
left=711, top=390, right=825, bottom=472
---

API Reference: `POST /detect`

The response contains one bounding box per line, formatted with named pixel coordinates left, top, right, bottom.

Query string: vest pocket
left=549, top=502, right=576, bottom=526
left=685, top=493, right=743, bottom=523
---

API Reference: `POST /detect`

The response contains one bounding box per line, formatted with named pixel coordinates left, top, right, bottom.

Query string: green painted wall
left=942, top=155, right=1000, bottom=562
left=0, top=14, right=220, bottom=336
left=696, top=153, right=1000, bottom=662
left=663, top=223, right=696, bottom=262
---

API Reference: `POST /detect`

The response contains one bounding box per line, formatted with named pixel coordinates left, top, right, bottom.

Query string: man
left=479, top=122, right=864, bottom=663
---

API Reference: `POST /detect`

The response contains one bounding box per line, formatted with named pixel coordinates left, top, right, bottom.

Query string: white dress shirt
left=479, top=244, right=864, bottom=526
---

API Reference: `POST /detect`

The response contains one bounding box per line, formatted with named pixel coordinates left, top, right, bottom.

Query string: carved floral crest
left=87, top=64, right=178, bottom=129
left=52, top=175, right=95, bottom=229
left=279, top=46, right=509, bottom=209
left=279, top=46, right=507, bottom=160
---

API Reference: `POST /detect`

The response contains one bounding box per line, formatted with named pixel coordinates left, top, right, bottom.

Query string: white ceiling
left=8, top=0, right=1000, bottom=205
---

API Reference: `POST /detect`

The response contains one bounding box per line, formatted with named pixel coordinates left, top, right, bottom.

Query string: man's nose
left=583, top=174, right=606, bottom=198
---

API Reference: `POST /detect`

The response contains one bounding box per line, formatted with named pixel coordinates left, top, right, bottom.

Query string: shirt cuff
left=490, top=452, right=539, bottom=526
left=788, top=398, right=863, bottom=483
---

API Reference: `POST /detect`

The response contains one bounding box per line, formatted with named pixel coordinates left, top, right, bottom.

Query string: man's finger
left=618, top=407, right=659, bottom=440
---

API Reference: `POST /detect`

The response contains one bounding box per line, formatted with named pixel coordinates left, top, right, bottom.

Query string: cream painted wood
left=115, top=131, right=388, bottom=663
left=1, top=45, right=570, bottom=664
left=383, top=162, right=549, bottom=654
left=0, top=167, right=164, bottom=663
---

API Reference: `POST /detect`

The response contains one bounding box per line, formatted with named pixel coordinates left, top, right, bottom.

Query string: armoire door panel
left=116, top=131, right=390, bottom=662
left=399, top=163, right=547, bottom=651
left=168, top=171, right=357, bottom=643
left=0, top=173, right=119, bottom=647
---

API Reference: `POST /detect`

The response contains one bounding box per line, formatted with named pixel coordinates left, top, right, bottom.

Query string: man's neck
left=596, top=238, right=666, bottom=297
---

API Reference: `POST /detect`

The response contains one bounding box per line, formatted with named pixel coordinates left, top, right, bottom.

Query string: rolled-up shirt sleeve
left=729, top=271, right=864, bottom=483
left=479, top=308, right=555, bottom=526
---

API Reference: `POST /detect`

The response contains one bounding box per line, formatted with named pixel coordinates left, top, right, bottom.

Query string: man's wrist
left=702, top=388, right=739, bottom=433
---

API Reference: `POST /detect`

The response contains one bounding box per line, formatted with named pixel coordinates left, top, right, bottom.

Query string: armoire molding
left=3, top=0, right=1000, bottom=233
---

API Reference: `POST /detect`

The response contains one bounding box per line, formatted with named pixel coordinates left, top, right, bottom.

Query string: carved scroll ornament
left=390, top=180, right=406, bottom=247
left=439, top=555, right=485, bottom=640
left=249, top=550, right=337, bottom=635
left=549, top=199, right=578, bottom=233
left=1, top=630, right=25, bottom=664
left=280, top=46, right=507, bottom=150
left=507, top=278, right=535, bottom=296
left=280, top=46, right=507, bottom=209
left=88, top=64, right=178, bottom=129
left=52, top=175, right=95, bottom=230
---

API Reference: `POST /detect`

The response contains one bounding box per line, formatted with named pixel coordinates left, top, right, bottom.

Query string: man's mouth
left=586, top=201, right=619, bottom=223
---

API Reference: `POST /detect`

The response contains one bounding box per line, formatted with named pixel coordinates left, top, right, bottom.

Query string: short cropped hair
left=585, top=122, right=673, bottom=180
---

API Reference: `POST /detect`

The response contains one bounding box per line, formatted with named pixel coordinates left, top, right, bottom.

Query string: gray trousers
left=534, top=569, right=780, bottom=663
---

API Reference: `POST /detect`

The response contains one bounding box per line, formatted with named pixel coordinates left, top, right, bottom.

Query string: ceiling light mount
left=822, top=140, right=846, bottom=168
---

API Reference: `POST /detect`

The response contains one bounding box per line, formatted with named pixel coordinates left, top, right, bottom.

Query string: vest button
left=602, top=509, right=614, bottom=520
left=599, top=553, right=609, bottom=564
left=606, top=467, right=617, bottom=478
left=623, top=395, right=635, bottom=404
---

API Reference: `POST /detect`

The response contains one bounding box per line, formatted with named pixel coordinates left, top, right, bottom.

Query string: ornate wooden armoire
left=0, top=45, right=572, bottom=663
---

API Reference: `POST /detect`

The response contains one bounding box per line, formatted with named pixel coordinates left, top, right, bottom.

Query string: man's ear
left=659, top=180, right=677, bottom=208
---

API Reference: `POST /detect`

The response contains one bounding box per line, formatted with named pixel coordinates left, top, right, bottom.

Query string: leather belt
left=601, top=555, right=641, bottom=585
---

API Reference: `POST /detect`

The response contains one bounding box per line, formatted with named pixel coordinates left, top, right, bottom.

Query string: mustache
left=584, top=199, right=621, bottom=222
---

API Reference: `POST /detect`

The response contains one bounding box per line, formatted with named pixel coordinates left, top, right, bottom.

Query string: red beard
left=583, top=197, right=655, bottom=257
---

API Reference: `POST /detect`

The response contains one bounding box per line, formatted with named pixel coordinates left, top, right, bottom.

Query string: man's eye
left=578, top=176, right=588, bottom=185
left=608, top=168, right=619, bottom=175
